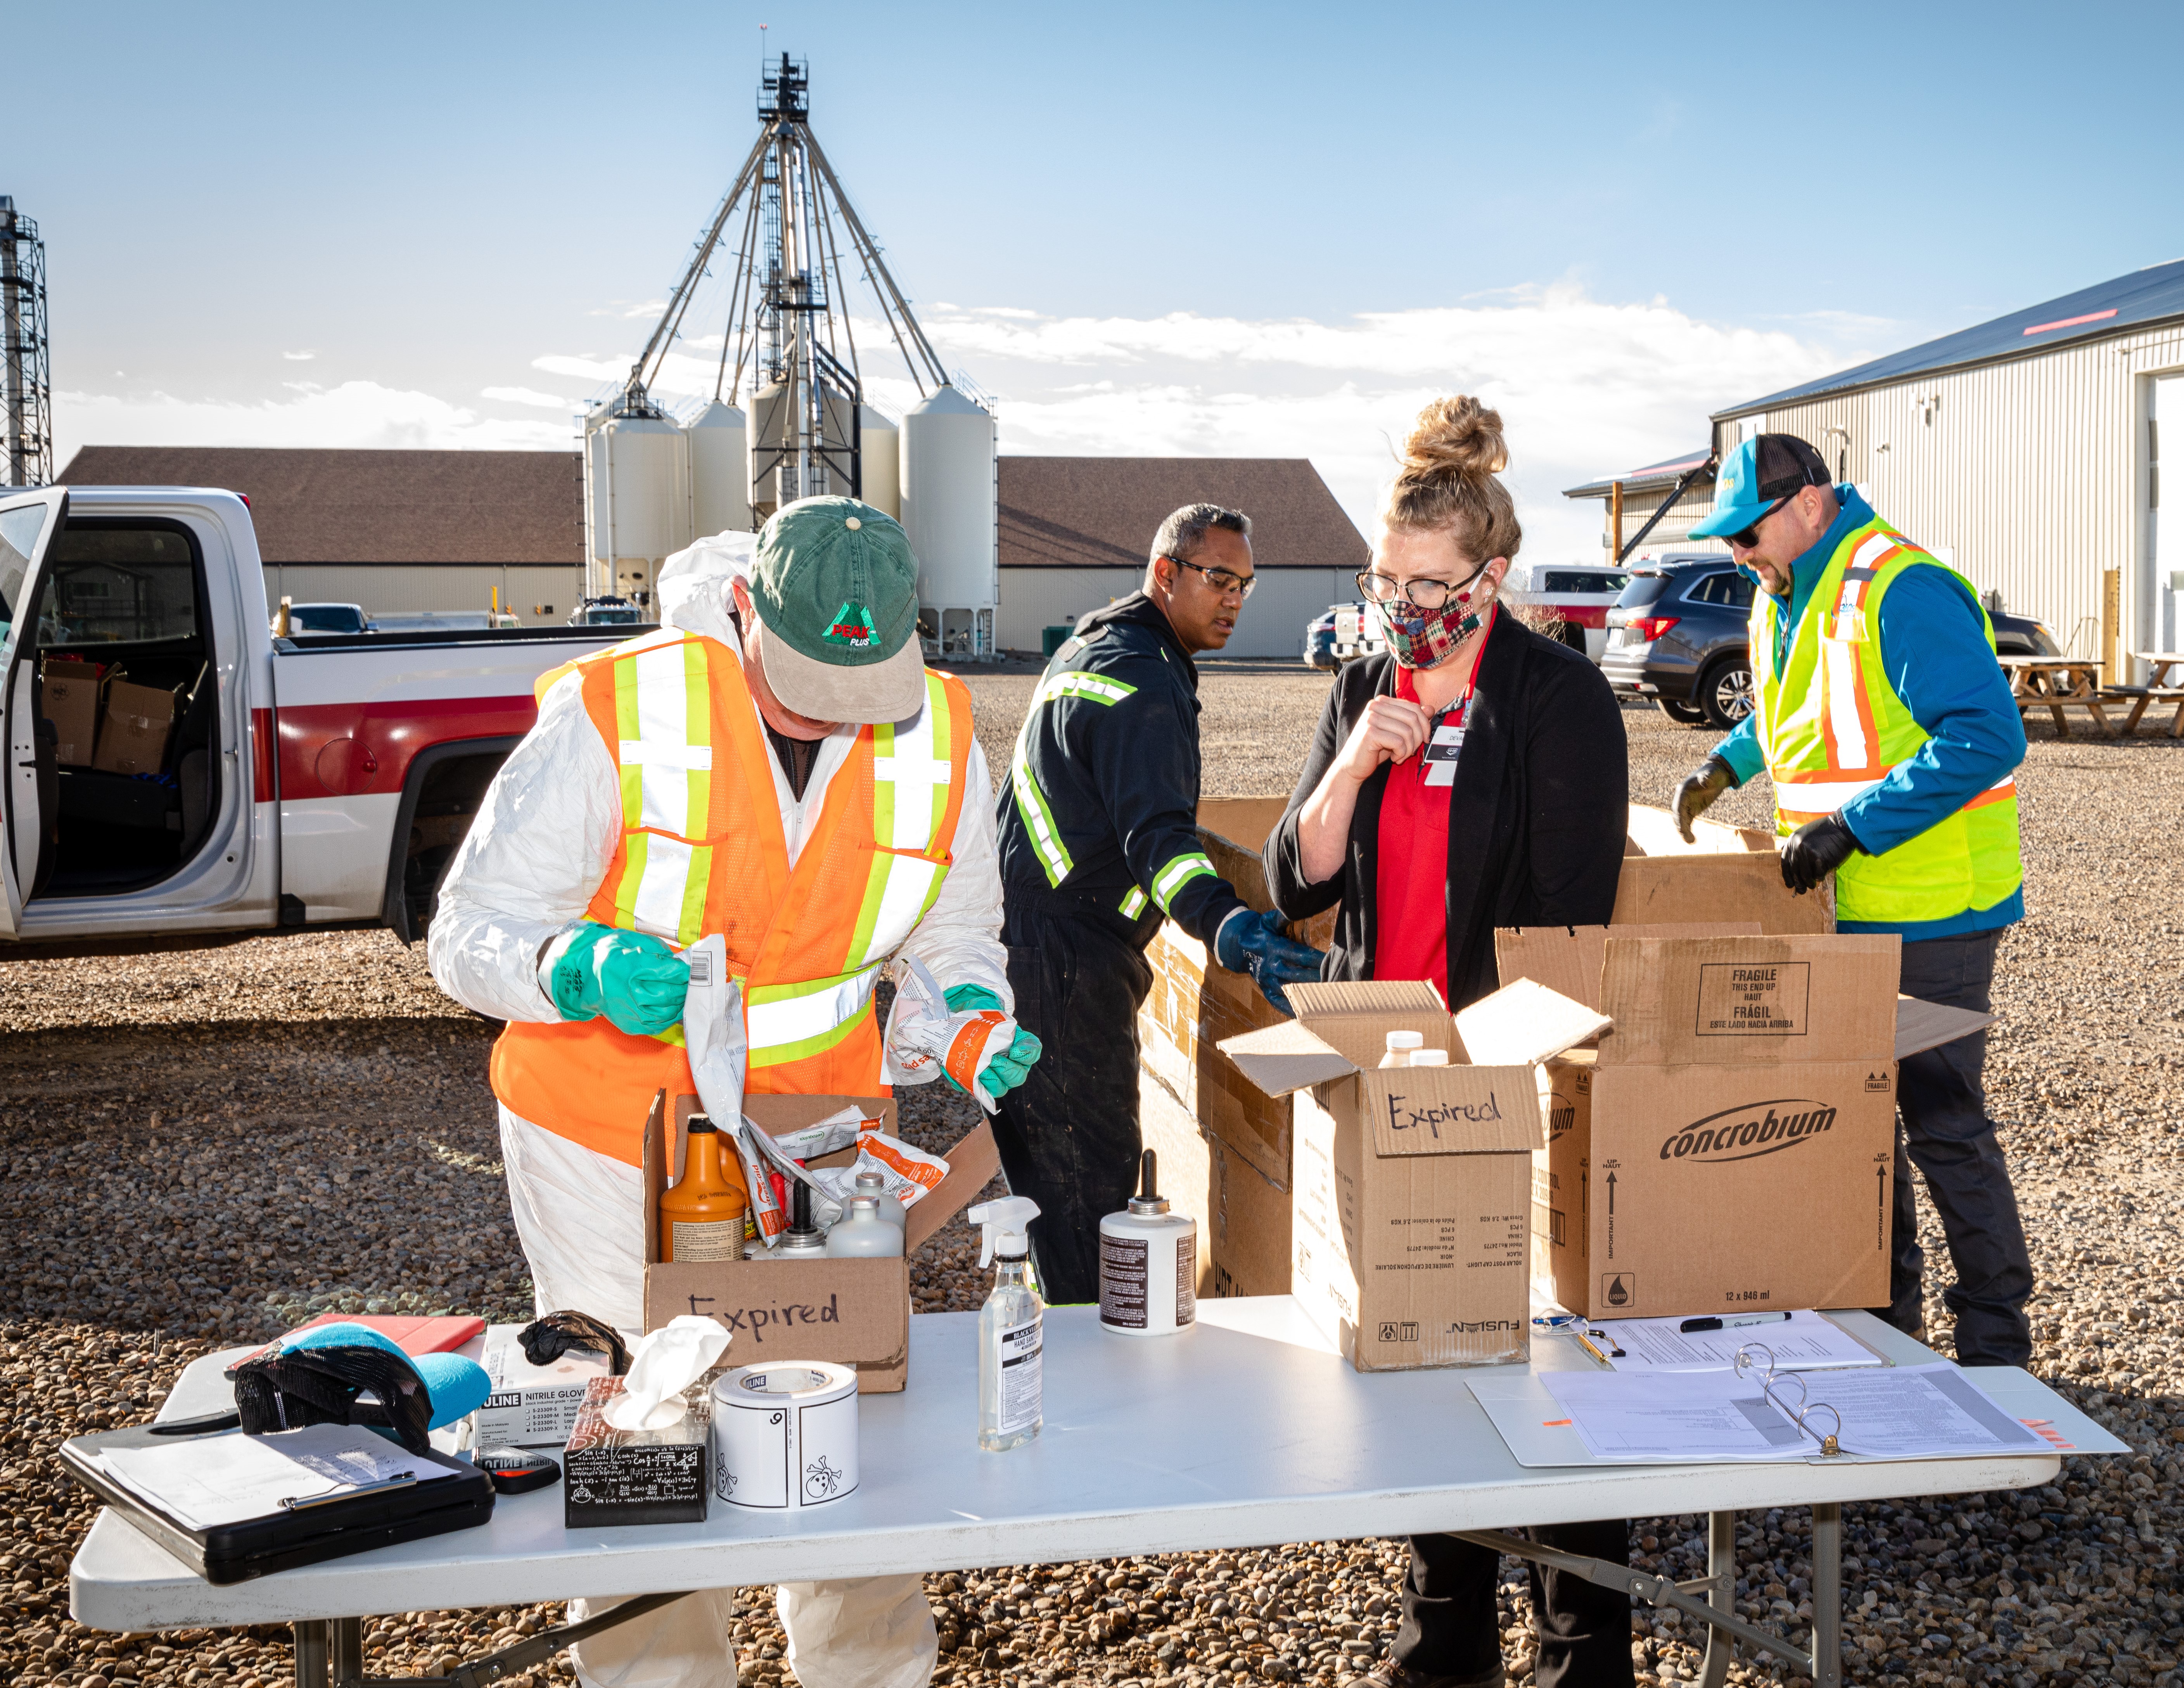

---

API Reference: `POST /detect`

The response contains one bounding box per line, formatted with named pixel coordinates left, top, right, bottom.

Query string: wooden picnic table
left=2118, top=652, right=2184, bottom=737
left=1999, top=655, right=2113, bottom=738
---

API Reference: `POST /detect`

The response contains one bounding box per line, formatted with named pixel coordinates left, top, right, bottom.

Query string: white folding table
left=69, top=1300, right=2120, bottom=1688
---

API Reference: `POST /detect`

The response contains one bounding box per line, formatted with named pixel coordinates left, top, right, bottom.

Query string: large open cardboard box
left=1221, top=976, right=1606, bottom=1372
left=1498, top=928, right=1990, bottom=1320
left=1138, top=799, right=1828, bottom=1304
left=638, top=1092, right=999, bottom=1393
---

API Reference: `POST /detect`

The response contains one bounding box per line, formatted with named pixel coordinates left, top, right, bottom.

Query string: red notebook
left=285, top=1313, right=487, bottom=1355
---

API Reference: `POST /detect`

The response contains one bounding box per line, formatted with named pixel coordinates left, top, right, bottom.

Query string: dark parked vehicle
left=1601, top=552, right=2061, bottom=729
left=1303, top=604, right=1341, bottom=670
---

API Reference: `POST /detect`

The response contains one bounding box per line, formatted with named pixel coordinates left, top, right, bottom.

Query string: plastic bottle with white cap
left=825, top=1194, right=904, bottom=1257
left=1380, top=1029, right=1425, bottom=1068
left=968, top=1196, right=1044, bottom=1451
left=1409, top=1048, right=1451, bottom=1067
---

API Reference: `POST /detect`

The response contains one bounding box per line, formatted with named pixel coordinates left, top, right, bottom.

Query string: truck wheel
left=1655, top=698, right=1707, bottom=725
left=1698, top=657, right=1757, bottom=730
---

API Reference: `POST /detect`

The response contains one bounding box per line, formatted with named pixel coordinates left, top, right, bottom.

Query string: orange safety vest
left=493, top=627, right=975, bottom=1165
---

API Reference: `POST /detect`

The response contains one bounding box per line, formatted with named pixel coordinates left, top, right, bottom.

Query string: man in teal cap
left=1673, top=433, right=2032, bottom=1368
left=433, top=495, right=1038, bottom=1688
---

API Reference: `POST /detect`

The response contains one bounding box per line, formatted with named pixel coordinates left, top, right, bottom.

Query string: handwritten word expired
left=1385, top=1090, right=1503, bottom=1140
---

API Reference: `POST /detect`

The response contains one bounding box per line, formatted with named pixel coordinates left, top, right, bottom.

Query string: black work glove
left=1672, top=753, right=1740, bottom=843
left=1779, top=814, right=1864, bottom=895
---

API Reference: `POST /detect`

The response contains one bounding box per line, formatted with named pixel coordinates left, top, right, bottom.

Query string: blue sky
left=14, top=0, right=2183, bottom=559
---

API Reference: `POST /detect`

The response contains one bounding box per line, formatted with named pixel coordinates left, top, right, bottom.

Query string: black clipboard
left=62, top=1422, right=496, bottom=1586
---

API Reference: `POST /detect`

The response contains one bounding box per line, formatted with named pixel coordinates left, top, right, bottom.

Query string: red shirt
left=1373, top=663, right=1458, bottom=993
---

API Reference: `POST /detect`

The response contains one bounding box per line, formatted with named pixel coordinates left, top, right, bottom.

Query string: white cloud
left=282, top=350, right=316, bottom=361
left=482, top=385, right=583, bottom=410
left=913, top=286, right=1866, bottom=561
left=531, top=283, right=1864, bottom=561
left=55, top=380, right=572, bottom=457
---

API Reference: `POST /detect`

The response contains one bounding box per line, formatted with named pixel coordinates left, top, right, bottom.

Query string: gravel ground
left=2, top=680, right=2181, bottom=1688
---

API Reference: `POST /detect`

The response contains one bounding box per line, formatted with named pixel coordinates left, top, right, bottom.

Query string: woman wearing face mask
left=1266, top=396, right=1632, bottom=1688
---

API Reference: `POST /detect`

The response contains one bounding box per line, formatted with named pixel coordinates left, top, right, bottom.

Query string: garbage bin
left=1041, top=624, right=1073, bottom=660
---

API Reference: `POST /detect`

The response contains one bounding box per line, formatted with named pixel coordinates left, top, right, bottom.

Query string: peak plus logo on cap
left=822, top=601, right=879, bottom=649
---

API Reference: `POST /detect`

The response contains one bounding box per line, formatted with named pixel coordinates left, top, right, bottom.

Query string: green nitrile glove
left=548, top=923, right=690, bottom=1037
left=942, top=983, right=1043, bottom=1101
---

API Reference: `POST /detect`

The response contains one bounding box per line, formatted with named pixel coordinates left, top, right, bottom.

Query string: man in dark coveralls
left=992, top=503, right=1324, bottom=1302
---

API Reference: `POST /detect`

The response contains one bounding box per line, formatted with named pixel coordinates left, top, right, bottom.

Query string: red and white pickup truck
left=0, top=484, right=631, bottom=950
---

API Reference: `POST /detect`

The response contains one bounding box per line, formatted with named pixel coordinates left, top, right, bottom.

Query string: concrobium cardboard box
left=1221, top=976, right=1608, bottom=1372
left=1501, top=929, right=1990, bottom=1321
left=93, top=678, right=178, bottom=777
left=39, top=659, right=105, bottom=767
left=638, top=1091, right=999, bottom=1394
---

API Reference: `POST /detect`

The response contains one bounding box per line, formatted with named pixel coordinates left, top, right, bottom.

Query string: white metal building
left=1710, top=258, right=2184, bottom=677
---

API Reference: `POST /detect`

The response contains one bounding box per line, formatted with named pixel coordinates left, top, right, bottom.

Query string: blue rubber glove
left=942, top=983, right=1043, bottom=1101
left=548, top=922, right=690, bottom=1036
left=1214, top=908, right=1326, bottom=1016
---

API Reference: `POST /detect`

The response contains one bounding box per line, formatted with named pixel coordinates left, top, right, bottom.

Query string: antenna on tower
left=0, top=197, right=54, bottom=489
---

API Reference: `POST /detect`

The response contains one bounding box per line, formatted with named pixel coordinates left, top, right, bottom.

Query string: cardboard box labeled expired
left=638, top=1091, right=999, bottom=1393
left=1498, top=927, right=1992, bottom=1321
left=1221, top=974, right=1607, bottom=1373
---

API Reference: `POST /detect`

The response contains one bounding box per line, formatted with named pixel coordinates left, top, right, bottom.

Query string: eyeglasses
left=1167, top=556, right=1256, bottom=598
left=1726, top=495, right=1793, bottom=552
left=1355, top=569, right=1477, bottom=611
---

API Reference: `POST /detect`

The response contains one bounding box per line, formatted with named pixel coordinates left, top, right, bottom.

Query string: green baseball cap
left=749, top=496, right=927, bottom=724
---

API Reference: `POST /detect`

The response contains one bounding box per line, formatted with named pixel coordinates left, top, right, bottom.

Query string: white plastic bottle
left=825, top=1195, right=905, bottom=1257
left=1099, top=1150, right=1196, bottom=1337
left=1380, top=1030, right=1424, bottom=1068
left=853, top=1168, right=908, bottom=1231
left=969, top=1196, right=1044, bottom=1452
left=1409, top=1048, right=1450, bottom=1068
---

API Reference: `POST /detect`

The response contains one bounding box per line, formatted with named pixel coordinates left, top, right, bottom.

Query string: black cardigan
left=1264, top=613, right=1631, bottom=1013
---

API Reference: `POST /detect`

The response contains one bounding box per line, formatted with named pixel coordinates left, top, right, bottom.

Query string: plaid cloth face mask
left=1372, top=575, right=1496, bottom=669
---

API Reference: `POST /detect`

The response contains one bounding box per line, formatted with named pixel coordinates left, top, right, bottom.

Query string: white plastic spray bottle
left=969, top=1195, right=1044, bottom=1452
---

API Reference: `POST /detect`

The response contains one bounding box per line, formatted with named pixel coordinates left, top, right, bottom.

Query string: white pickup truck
left=0, top=484, right=634, bottom=950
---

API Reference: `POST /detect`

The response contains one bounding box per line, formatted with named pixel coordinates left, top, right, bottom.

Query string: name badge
left=1423, top=721, right=1465, bottom=788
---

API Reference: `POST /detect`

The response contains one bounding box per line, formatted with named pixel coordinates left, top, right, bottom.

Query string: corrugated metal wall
left=1715, top=322, right=2184, bottom=666
left=263, top=564, right=588, bottom=622
left=1603, top=488, right=1729, bottom=562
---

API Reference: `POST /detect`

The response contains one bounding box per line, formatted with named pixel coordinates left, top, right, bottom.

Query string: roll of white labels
left=710, top=1361, right=859, bottom=1510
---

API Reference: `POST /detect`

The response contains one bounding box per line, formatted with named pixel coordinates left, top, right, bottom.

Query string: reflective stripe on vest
left=1752, top=520, right=2024, bottom=925
left=490, top=631, right=975, bottom=1162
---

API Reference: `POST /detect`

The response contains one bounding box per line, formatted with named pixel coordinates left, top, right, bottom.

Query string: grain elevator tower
left=1, top=197, right=53, bottom=489
left=587, top=55, right=998, bottom=657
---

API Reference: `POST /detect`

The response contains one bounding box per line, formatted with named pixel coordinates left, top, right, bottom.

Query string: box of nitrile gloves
left=473, top=1325, right=616, bottom=1450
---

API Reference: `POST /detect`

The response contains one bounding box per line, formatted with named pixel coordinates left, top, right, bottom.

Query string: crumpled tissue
left=601, top=1314, right=732, bottom=1432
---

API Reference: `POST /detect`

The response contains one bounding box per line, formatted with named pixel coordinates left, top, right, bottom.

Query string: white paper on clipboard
left=1586, top=1310, right=1886, bottom=1374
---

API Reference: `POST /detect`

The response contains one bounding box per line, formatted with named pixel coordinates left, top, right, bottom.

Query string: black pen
left=1679, top=1311, right=1792, bottom=1334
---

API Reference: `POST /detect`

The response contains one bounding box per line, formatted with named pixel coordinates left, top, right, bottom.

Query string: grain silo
left=685, top=400, right=751, bottom=538
left=901, top=385, right=997, bottom=660
left=857, top=404, right=900, bottom=519
left=589, top=54, right=988, bottom=650
left=583, top=406, right=690, bottom=606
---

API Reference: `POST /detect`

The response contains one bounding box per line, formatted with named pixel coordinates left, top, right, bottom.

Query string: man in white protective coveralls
left=429, top=497, right=1040, bottom=1688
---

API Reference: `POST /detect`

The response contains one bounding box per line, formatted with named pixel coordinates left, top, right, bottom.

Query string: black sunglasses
left=1727, top=495, right=1793, bottom=551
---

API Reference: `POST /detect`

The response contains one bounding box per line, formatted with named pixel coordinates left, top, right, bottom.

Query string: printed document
left=1541, top=1363, right=2051, bottom=1463
left=93, top=1424, right=454, bottom=1530
left=1587, top=1310, right=1885, bottom=1374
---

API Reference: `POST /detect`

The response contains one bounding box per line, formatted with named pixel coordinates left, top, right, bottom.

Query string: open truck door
left=0, top=485, right=69, bottom=936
